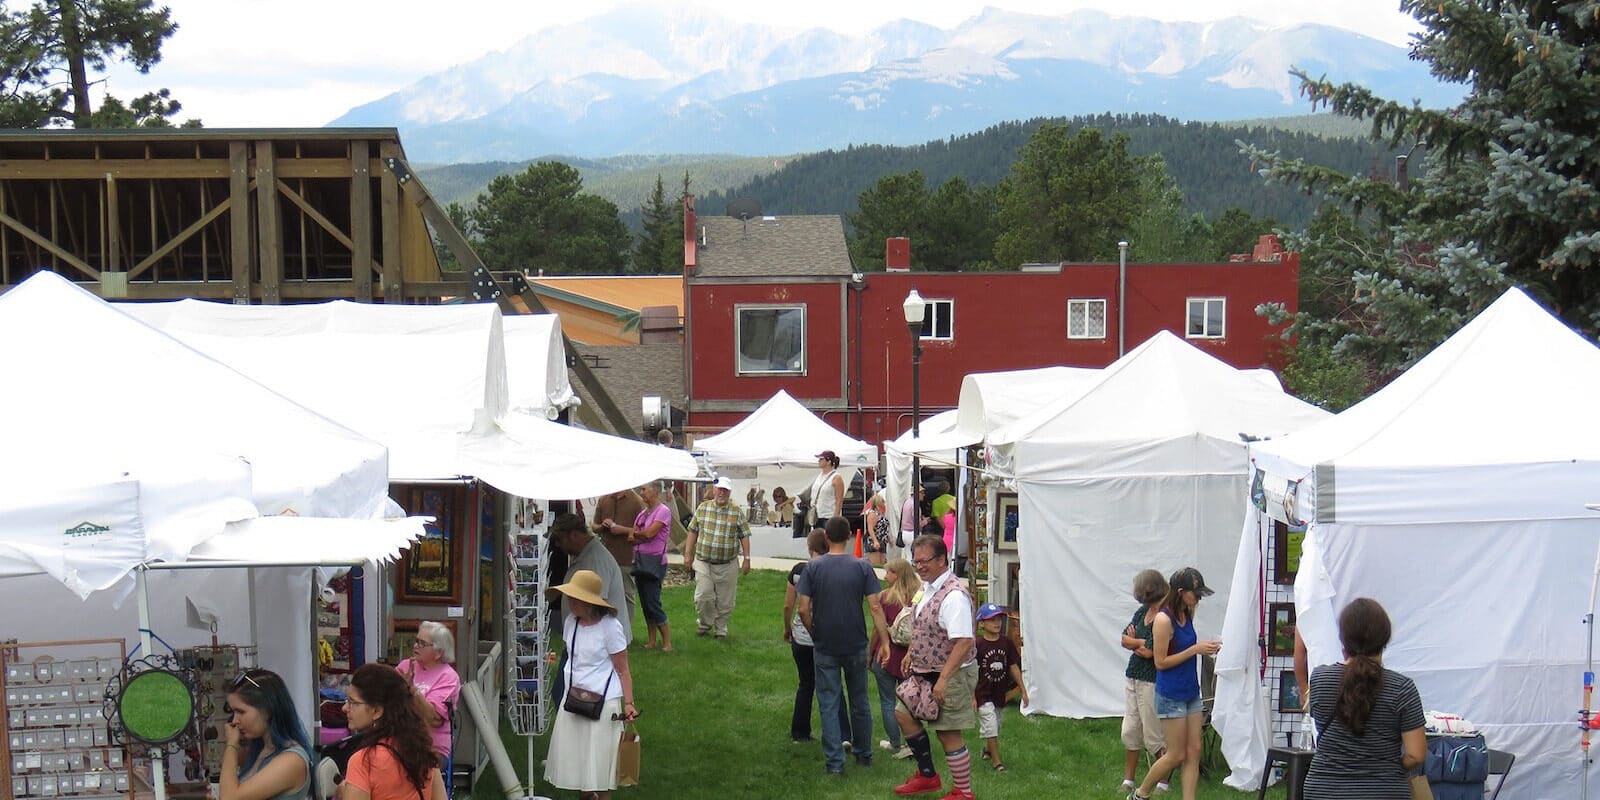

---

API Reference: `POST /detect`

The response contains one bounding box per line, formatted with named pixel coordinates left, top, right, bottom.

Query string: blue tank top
left=1153, top=609, right=1200, bottom=702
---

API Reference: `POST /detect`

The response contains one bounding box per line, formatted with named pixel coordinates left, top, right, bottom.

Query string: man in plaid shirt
left=683, top=476, right=753, bottom=638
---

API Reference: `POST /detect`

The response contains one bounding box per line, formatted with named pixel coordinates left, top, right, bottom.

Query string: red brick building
left=681, top=200, right=1298, bottom=446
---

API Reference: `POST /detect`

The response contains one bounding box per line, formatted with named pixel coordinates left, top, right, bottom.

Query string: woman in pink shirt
left=605, top=480, right=675, bottom=651
left=395, top=620, right=461, bottom=779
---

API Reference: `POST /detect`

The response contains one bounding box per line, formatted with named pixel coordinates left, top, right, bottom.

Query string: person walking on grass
left=893, top=535, right=978, bottom=800
left=784, top=528, right=848, bottom=744
left=974, top=603, right=1027, bottom=772
left=1120, top=569, right=1170, bottom=795
left=799, top=516, right=890, bottom=776
left=683, top=476, right=752, bottom=639
left=1129, top=568, right=1221, bottom=800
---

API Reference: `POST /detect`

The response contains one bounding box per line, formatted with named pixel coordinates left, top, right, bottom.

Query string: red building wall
left=684, top=255, right=1298, bottom=445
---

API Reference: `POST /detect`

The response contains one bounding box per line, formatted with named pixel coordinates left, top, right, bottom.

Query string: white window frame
left=734, top=304, right=807, bottom=376
left=918, top=299, right=954, bottom=341
left=1186, top=297, right=1226, bottom=339
left=1066, top=298, right=1108, bottom=339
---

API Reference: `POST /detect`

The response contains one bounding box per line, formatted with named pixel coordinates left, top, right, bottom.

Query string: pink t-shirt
left=633, top=503, right=674, bottom=557
left=397, top=658, right=460, bottom=758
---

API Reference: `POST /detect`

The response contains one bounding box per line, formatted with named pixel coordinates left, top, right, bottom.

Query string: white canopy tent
left=1213, top=288, right=1600, bottom=799
left=995, top=331, right=1328, bottom=718
left=696, top=390, right=877, bottom=469
left=123, top=299, right=700, bottom=497
left=884, top=366, right=1104, bottom=518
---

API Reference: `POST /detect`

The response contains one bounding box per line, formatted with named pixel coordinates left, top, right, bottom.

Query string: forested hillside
left=699, top=114, right=1409, bottom=228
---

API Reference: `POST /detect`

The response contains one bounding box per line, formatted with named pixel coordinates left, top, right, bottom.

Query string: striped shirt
left=1303, top=663, right=1425, bottom=800
left=687, top=499, right=750, bottom=563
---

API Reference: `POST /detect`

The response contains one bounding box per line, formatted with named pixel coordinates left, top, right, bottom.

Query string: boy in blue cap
left=974, top=603, right=1028, bottom=770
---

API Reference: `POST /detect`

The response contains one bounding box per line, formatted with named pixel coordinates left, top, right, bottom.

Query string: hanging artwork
left=1272, top=519, right=1306, bottom=586
left=1268, top=602, right=1297, bottom=657
left=396, top=484, right=467, bottom=605
left=996, top=493, right=1020, bottom=552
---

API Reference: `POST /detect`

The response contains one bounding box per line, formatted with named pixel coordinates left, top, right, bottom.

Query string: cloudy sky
left=103, top=0, right=1421, bottom=128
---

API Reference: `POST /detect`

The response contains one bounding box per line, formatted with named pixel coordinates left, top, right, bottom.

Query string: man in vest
left=894, top=535, right=978, bottom=799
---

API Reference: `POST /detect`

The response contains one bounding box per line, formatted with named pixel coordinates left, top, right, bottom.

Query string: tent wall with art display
left=693, top=390, right=877, bottom=534
left=991, top=332, right=1329, bottom=718
left=0, top=273, right=424, bottom=796
left=1212, top=288, right=1600, bottom=800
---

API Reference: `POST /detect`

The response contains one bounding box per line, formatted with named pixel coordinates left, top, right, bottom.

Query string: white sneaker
left=1155, top=782, right=1171, bottom=794
left=1120, top=779, right=1136, bottom=791
left=880, top=740, right=895, bottom=751
left=842, top=740, right=852, bottom=753
left=895, top=745, right=914, bottom=759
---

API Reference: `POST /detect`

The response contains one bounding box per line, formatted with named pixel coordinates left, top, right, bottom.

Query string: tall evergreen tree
left=847, top=171, right=930, bottom=270
left=0, top=0, right=191, bottom=127
left=993, top=125, right=1150, bottom=266
left=1254, top=0, right=1600, bottom=387
left=464, top=162, right=631, bottom=275
left=635, top=174, right=674, bottom=273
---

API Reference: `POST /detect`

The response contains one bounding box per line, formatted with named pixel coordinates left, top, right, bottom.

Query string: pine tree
left=635, top=175, right=673, bottom=273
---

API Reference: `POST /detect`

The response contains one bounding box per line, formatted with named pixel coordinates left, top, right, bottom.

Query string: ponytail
left=1333, top=597, right=1392, bottom=736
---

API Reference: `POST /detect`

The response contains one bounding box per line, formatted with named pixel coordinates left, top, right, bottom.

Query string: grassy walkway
left=472, top=569, right=1251, bottom=799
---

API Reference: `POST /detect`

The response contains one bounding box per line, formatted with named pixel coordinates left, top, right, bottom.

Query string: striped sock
left=947, top=746, right=972, bottom=794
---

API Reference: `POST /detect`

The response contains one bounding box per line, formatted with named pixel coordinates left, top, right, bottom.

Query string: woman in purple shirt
left=604, top=480, right=675, bottom=651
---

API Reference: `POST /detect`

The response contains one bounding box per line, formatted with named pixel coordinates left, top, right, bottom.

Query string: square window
left=1186, top=298, right=1225, bottom=339
left=918, top=299, right=954, bottom=340
left=735, top=306, right=806, bottom=375
left=1067, top=298, right=1107, bottom=339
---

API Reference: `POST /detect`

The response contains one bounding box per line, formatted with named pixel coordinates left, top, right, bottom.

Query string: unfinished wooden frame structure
left=0, top=128, right=455, bottom=301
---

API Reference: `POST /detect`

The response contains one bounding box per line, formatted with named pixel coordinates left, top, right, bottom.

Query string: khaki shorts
left=1121, top=676, right=1164, bottom=755
left=898, top=662, right=978, bottom=731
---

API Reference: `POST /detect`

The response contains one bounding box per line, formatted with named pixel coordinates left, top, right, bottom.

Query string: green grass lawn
left=473, top=569, right=1252, bottom=799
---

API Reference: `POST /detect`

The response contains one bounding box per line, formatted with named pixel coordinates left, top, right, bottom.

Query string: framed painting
left=1271, top=520, right=1306, bottom=586
left=387, top=618, right=459, bottom=665
left=396, top=484, right=467, bottom=605
left=996, top=493, right=1020, bottom=552
left=1006, top=560, right=1021, bottom=610
left=1268, top=602, right=1297, bottom=657
left=1277, top=669, right=1304, bottom=714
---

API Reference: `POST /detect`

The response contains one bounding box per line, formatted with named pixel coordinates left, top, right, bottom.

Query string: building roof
left=572, top=342, right=685, bottom=435
left=696, top=215, right=853, bottom=278
left=528, top=275, right=683, bottom=315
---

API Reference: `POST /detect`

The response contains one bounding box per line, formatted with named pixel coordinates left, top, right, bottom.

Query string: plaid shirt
left=688, top=499, right=751, bottom=563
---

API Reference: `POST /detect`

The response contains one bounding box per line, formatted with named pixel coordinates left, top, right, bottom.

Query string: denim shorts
left=1155, top=693, right=1204, bottom=719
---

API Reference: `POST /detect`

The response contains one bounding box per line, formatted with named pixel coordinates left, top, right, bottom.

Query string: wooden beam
left=254, top=141, right=282, bottom=304
left=0, top=208, right=100, bottom=280
left=0, top=157, right=373, bottom=181
left=272, top=177, right=383, bottom=278
left=378, top=141, right=402, bottom=302
left=229, top=142, right=251, bottom=303
left=105, top=174, right=119, bottom=272
left=127, top=193, right=235, bottom=279
left=350, top=140, right=373, bottom=301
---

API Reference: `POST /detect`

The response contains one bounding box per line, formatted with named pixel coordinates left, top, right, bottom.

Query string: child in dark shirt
left=974, top=603, right=1028, bottom=770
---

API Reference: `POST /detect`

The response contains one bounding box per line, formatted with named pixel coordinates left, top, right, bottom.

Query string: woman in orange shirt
left=340, top=663, right=446, bottom=800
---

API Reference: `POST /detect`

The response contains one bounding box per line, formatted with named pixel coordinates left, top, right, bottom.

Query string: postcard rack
left=2, top=638, right=134, bottom=799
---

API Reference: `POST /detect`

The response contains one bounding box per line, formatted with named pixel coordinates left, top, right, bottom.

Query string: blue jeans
left=869, top=659, right=902, bottom=749
left=815, top=649, right=872, bottom=771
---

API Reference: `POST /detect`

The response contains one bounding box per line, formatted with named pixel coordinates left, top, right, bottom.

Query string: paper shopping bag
left=616, top=722, right=641, bottom=786
left=1409, top=774, right=1433, bottom=800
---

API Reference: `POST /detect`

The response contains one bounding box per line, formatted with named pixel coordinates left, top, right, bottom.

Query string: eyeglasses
left=232, top=672, right=261, bottom=691
left=912, top=556, right=942, bottom=566
left=342, top=698, right=369, bottom=707
left=413, top=638, right=435, bottom=649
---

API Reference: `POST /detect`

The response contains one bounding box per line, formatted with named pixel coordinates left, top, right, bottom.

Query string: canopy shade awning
left=695, top=390, right=877, bottom=469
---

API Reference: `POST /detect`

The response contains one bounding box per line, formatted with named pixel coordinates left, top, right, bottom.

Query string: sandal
left=993, top=763, right=1007, bottom=772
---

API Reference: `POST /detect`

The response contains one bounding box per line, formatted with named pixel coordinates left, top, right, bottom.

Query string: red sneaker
left=893, top=772, right=943, bottom=796
left=937, top=790, right=975, bottom=800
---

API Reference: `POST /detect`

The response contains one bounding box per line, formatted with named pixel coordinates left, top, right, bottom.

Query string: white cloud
left=103, top=0, right=1420, bottom=127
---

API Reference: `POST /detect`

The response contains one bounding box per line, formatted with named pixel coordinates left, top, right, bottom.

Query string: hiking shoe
left=893, top=772, right=943, bottom=796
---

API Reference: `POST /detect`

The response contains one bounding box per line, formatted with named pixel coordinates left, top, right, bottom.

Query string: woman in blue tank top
left=1128, top=568, right=1220, bottom=800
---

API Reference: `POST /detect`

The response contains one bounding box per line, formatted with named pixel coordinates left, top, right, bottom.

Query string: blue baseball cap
left=976, top=603, right=1005, bottom=620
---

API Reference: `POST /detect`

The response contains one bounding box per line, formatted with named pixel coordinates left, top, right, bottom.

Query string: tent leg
left=136, top=567, right=169, bottom=800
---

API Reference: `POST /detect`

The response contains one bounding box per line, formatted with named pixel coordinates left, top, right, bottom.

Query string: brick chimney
left=885, top=237, right=910, bottom=271
left=682, top=194, right=697, bottom=275
left=638, top=305, right=682, bottom=344
left=1251, top=235, right=1285, bottom=262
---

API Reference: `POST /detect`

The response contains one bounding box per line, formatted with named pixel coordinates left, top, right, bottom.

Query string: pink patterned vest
left=907, top=574, right=970, bottom=674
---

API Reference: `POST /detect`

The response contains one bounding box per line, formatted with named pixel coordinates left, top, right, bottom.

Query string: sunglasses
left=232, top=672, right=262, bottom=691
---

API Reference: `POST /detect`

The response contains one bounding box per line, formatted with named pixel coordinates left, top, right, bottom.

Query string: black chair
left=1255, top=746, right=1313, bottom=800
left=1486, top=749, right=1514, bottom=800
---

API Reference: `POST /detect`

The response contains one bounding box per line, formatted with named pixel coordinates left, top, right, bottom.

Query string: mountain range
left=332, top=4, right=1461, bottom=164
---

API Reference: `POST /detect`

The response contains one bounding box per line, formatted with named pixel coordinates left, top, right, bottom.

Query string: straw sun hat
left=548, top=569, right=613, bottom=610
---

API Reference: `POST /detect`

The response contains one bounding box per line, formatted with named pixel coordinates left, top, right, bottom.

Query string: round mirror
left=117, top=669, right=194, bottom=744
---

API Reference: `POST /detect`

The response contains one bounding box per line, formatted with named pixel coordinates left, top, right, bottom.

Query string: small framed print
left=1277, top=669, right=1304, bottom=714
left=1272, top=520, right=1306, bottom=586
left=396, top=484, right=468, bottom=605
left=996, top=493, right=1020, bottom=552
left=1268, top=603, right=1297, bottom=657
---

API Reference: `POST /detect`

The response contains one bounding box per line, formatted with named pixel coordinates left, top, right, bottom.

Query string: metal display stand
left=173, top=645, right=256, bottom=784
left=505, top=501, right=548, bottom=738
left=2, top=639, right=134, bottom=799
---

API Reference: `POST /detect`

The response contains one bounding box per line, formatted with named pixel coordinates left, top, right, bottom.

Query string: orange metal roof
left=528, top=275, right=683, bottom=314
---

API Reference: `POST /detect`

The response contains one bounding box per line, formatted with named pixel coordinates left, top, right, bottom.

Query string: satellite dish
left=727, top=197, right=762, bottom=221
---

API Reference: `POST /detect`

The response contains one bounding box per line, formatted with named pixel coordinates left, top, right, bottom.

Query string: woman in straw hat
left=545, top=569, right=637, bottom=800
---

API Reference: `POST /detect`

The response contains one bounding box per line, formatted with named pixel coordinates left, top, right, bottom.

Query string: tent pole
left=1584, top=532, right=1600, bottom=800
left=136, top=566, right=170, bottom=800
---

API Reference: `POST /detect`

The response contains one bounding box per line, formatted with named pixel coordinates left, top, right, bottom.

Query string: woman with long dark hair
left=217, top=668, right=312, bottom=800
left=341, top=663, right=447, bottom=800
left=1129, top=568, right=1220, bottom=800
left=1303, top=598, right=1426, bottom=799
